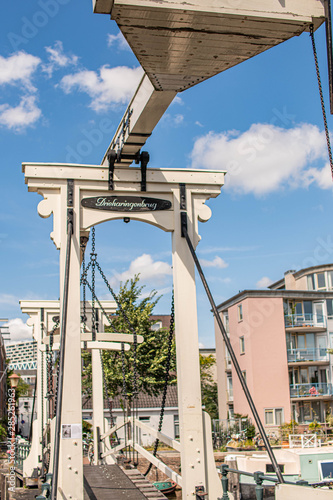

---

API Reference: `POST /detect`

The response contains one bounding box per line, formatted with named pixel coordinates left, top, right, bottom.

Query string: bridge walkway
left=83, top=464, right=167, bottom=500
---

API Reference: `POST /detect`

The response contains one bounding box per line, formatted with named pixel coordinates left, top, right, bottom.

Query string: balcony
left=290, top=383, right=333, bottom=398
left=287, top=348, right=329, bottom=363
left=225, top=356, right=232, bottom=371
left=227, top=390, right=234, bottom=402
left=284, top=314, right=326, bottom=330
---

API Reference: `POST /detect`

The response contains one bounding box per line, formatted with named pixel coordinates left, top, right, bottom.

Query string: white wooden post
left=172, top=186, right=207, bottom=497
left=56, top=182, right=83, bottom=499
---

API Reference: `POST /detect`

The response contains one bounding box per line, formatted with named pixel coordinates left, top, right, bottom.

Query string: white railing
left=289, top=434, right=320, bottom=448
left=99, top=417, right=182, bottom=486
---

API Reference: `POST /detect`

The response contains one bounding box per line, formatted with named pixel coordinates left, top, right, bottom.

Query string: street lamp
left=8, top=373, right=20, bottom=466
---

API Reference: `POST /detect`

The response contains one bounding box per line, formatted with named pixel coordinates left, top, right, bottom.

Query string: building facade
left=6, top=340, right=37, bottom=437
left=215, top=264, right=333, bottom=432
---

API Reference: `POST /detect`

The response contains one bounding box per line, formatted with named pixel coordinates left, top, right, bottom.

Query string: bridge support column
left=55, top=182, right=83, bottom=499
left=172, top=187, right=207, bottom=498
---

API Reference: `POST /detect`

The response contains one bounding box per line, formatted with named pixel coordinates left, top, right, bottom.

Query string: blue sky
left=1, top=1, right=333, bottom=347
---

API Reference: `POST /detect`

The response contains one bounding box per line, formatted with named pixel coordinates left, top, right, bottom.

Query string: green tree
left=199, top=354, right=218, bottom=420
left=82, top=276, right=176, bottom=409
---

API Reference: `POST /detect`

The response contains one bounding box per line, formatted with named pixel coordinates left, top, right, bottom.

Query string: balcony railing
left=287, top=348, right=328, bottom=363
left=290, top=383, right=332, bottom=398
left=284, top=314, right=326, bottom=328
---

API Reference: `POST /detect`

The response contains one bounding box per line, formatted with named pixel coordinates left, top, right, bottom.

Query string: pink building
left=215, top=264, right=333, bottom=431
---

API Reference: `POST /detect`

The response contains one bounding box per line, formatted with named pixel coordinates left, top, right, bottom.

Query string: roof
left=82, top=384, right=178, bottom=410
left=216, top=289, right=333, bottom=312
left=269, top=263, right=333, bottom=290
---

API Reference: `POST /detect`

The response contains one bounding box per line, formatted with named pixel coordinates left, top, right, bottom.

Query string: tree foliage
left=82, top=276, right=176, bottom=407
left=199, top=354, right=218, bottom=420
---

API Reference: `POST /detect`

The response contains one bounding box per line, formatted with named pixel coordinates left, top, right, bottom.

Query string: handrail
left=36, top=473, right=53, bottom=499
left=219, top=465, right=312, bottom=500
left=51, top=211, right=73, bottom=500
left=100, top=419, right=130, bottom=440
left=132, top=417, right=181, bottom=452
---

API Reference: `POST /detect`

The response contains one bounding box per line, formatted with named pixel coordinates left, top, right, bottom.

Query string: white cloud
left=4, top=318, right=33, bottom=344
left=190, top=123, right=332, bottom=196
left=0, top=52, right=41, bottom=90
left=43, top=41, right=78, bottom=77
left=256, top=276, right=273, bottom=288
left=162, top=113, right=185, bottom=127
left=111, top=254, right=172, bottom=286
left=200, top=256, right=228, bottom=269
left=107, top=33, right=131, bottom=51
left=0, top=95, right=41, bottom=131
left=60, top=65, right=143, bottom=111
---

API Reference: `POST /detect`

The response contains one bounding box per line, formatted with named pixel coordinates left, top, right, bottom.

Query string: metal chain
left=95, top=260, right=137, bottom=336
left=54, top=353, right=60, bottom=411
left=99, top=350, right=115, bottom=427
left=41, top=348, right=45, bottom=476
left=81, top=243, right=87, bottom=333
left=121, top=343, right=128, bottom=457
left=83, top=227, right=142, bottom=463
left=46, top=319, right=59, bottom=419
left=91, top=227, right=96, bottom=341
left=310, top=24, right=333, bottom=177
left=144, top=291, right=175, bottom=476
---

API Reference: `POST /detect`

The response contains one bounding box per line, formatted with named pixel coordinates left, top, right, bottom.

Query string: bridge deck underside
left=107, top=1, right=325, bottom=91
left=83, top=464, right=166, bottom=499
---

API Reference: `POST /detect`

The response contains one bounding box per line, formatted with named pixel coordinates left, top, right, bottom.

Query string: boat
left=224, top=445, right=333, bottom=499
left=153, top=480, right=177, bottom=495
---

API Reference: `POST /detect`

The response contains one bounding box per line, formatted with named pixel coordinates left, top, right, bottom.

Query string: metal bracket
left=139, top=151, right=150, bottom=192
left=195, top=486, right=208, bottom=499
left=67, top=208, right=73, bottom=233
left=107, top=150, right=117, bottom=190
left=181, top=211, right=187, bottom=238
left=179, top=183, right=186, bottom=210
left=67, top=179, right=74, bottom=207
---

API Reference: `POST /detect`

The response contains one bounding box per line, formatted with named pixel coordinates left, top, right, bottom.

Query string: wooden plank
left=121, top=467, right=167, bottom=499
left=111, top=0, right=325, bottom=21
left=113, top=5, right=310, bottom=33
left=84, top=464, right=148, bottom=499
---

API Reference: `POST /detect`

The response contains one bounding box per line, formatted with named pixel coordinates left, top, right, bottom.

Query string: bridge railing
left=35, top=472, right=53, bottom=499
left=219, top=464, right=312, bottom=500
left=15, top=442, right=31, bottom=470
left=99, top=417, right=182, bottom=486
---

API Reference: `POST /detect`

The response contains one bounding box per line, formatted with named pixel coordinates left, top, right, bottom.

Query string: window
left=319, top=460, right=333, bottom=480
left=242, top=370, right=247, bottom=383
left=239, top=336, right=245, bottom=354
left=151, top=321, right=162, bottom=331
left=327, top=301, right=333, bottom=319
left=317, top=273, right=326, bottom=290
left=265, top=408, right=284, bottom=426
left=174, top=415, right=179, bottom=439
left=307, top=274, right=315, bottom=291
left=238, top=304, right=243, bottom=321
left=223, top=312, right=229, bottom=333
left=265, top=409, right=274, bottom=425
left=139, top=416, right=150, bottom=423
left=328, top=271, right=333, bottom=290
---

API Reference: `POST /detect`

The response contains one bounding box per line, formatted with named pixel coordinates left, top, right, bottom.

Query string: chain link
left=310, top=24, right=333, bottom=177
left=91, top=227, right=96, bottom=341
left=144, top=291, right=175, bottom=476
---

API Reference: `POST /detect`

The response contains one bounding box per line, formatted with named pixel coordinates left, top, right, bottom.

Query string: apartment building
left=6, top=340, right=37, bottom=437
left=215, top=264, right=333, bottom=431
